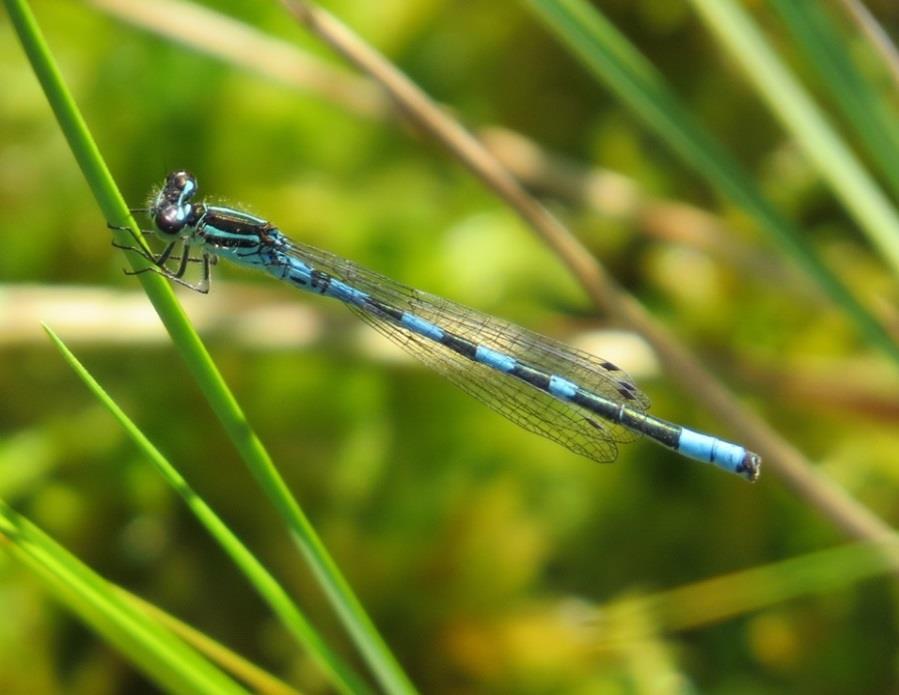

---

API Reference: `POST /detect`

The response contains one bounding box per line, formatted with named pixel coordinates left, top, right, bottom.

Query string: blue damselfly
left=115, top=171, right=761, bottom=481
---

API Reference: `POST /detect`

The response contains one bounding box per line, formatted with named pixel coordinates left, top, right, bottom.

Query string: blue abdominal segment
left=676, top=429, right=754, bottom=477
left=474, top=345, right=517, bottom=373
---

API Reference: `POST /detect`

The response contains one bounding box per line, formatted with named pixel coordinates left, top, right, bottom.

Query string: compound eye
left=155, top=206, right=187, bottom=235
left=166, top=170, right=197, bottom=202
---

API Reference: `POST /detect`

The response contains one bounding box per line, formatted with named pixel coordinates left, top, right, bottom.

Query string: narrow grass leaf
left=610, top=540, right=899, bottom=633
left=117, top=589, right=304, bottom=695
left=769, top=0, right=899, bottom=199
left=4, top=2, right=414, bottom=692
left=0, top=499, right=249, bottom=695
left=688, top=0, right=899, bottom=276
left=527, top=0, right=899, bottom=364
left=43, top=325, right=370, bottom=695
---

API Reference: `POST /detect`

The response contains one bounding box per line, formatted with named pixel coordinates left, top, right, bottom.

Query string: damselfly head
left=150, top=170, right=200, bottom=236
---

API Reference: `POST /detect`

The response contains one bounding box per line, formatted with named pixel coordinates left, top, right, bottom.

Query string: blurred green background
left=2, top=0, right=899, bottom=692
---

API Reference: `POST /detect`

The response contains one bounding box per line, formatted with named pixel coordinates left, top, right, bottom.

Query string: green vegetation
left=1, top=1, right=898, bottom=692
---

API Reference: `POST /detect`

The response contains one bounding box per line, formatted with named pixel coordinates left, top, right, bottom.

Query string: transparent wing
left=352, top=305, right=624, bottom=462
left=283, top=238, right=650, bottom=461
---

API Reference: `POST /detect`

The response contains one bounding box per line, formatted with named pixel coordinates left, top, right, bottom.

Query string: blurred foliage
left=2, top=0, right=899, bottom=693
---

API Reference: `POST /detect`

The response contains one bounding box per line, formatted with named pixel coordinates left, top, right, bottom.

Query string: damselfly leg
left=107, top=222, right=212, bottom=293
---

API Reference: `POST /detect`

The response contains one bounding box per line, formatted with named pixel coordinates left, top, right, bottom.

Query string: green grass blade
left=43, top=325, right=370, bottom=695
left=0, top=499, right=250, bottom=695
left=526, top=0, right=899, bottom=364
left=614, top=541, right=899, bottom=632
left=117, top=590, right=304, bottom=695
left=770, top=0, right=899, bottom=198
left=4, top=2, right=415, bottom=692
left=687, top=0, right=899, bottom=275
